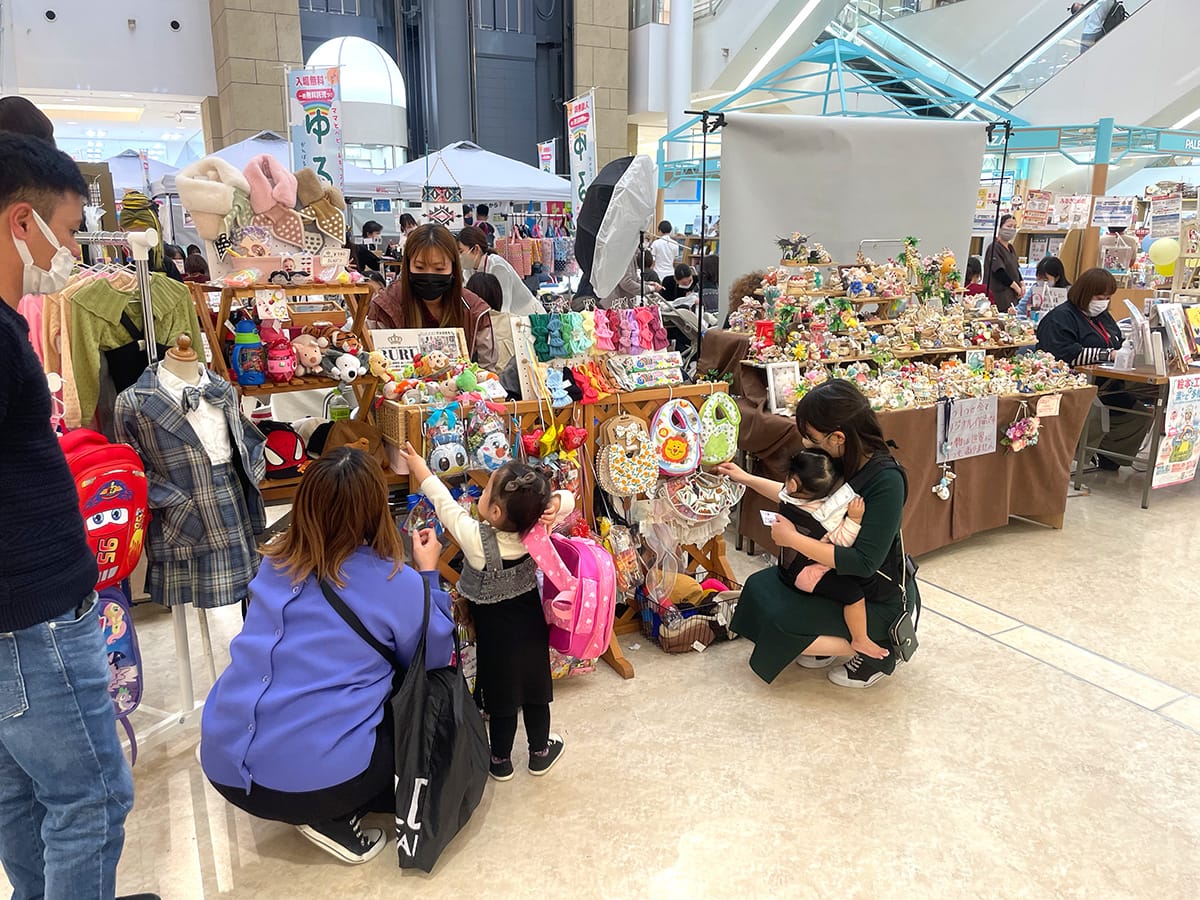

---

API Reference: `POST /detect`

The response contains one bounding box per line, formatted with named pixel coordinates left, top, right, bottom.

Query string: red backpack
left=59, top=430, right=150, bottom=590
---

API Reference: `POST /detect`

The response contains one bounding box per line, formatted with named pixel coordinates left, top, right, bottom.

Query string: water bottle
left=1113, top=340, right=1134, bottom=370
left=329, top=386, right=351, bottom=422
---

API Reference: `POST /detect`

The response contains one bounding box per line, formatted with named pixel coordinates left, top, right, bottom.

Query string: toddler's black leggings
left=489, top=704, right=551, bottom=760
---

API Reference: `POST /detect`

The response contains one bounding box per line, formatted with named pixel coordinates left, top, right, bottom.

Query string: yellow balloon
left=1149, top=238, right=1181, bottom=266
left=1155, top=261, right=1175, bottom=277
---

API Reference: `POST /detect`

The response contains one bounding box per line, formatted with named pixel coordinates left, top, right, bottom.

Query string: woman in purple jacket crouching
left=201, top=448, right=454, bottom=865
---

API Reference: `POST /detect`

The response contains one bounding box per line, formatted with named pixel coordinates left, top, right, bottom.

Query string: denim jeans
left=0, top=595, right=134, bottom=900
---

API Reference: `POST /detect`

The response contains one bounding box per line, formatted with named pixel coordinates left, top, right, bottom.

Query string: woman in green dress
left=720, top=380, right=909, bottom=688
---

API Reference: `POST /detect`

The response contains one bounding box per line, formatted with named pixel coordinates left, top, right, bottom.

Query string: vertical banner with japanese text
left=538, top=140, right=557, bottom=174
left=289, top=67, right=344, bottom=193
left=565, top=91, right=597, bottom=206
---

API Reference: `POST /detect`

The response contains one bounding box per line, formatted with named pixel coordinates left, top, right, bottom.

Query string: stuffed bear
left=291, top=333, right=327, bottom=376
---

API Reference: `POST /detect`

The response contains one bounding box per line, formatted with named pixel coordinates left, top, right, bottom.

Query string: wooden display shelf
left=741, top=340, right=1037, bottom=367
left=240, top=375, right=369, bottom=396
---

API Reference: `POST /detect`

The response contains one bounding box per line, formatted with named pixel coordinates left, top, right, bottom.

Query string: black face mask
left=408, top=273, right=455, bottom=302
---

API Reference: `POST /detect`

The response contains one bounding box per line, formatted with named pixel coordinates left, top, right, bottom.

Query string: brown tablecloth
left=699, top=329, right=1097, bottom=557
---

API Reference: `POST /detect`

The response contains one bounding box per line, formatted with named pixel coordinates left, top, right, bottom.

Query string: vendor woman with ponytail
left=368, top=223, right=497, bottom=367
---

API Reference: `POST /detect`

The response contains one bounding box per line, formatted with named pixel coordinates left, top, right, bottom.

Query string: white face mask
left=15, top=209, right=74, bottom=295
left=1087, top=299, right=1109, bottom=317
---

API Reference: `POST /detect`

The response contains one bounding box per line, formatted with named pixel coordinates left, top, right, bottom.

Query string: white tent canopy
left=104, top=150, right=179, bottom=197
left=383, top=141, right=570, bottom=202
left=149, top=131, right=402, bottom=198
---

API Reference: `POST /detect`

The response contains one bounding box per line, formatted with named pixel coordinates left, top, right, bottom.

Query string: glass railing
left=828, top=9, right=984, bottom=101
left=957, top=0, right=1152, bottom=116
left=846, top=0, right=966, bottom=21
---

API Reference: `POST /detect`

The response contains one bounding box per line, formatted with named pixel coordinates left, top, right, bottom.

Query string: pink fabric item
left=244, top=154, right=298, bottom=215
left=794, top=564, right=830, bottom=594
left=699, top=578, right=730, bottom=593
left=18, top=295, right=45, bottom=363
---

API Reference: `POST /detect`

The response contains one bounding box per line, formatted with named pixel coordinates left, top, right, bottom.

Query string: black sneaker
left=297, top=814, right=386, bottom=864
left=1097, top=455, right=1121, bottom=471
left=528, top=733, right=566, bottom=776
left=489, top=757, right=514, bottom=782
left=827, top=654, right=888, bottom=689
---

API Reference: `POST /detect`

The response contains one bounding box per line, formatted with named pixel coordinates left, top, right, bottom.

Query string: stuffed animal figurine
left=368, top=350, right=404, bottom=400
left=320, top=349, right=367, bottom=384
left=291, top=333, right=327, bottom=376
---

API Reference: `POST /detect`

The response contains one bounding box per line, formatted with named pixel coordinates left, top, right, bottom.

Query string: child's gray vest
left=457, top=522, right=538, bottom=605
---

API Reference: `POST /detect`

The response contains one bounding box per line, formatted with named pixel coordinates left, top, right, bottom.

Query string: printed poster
left=369, top=328, right=469, bottom=369
left=1054, top=195, right=1093, bottom=229
left=1153, top=373, right=1200, bottom=489
left=936, top=396, right=998, bottom=463
left=289, top=67, right=344, bottom=193
left=1091, top=196, right=1137, bottom=230
left=1023, top=189, right=1053, bottom=228
left=565, top=91, right=597, bottom=206
left=1149, top=193, right=1182, bottom=238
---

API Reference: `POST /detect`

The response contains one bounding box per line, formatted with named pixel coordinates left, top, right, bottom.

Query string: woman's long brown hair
left=401, top=223, right=467, bottom=330
left=261, top=447, right=404, bottom=587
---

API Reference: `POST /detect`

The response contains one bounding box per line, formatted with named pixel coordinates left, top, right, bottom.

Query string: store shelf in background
left=240, top=376, right=368, bottom=397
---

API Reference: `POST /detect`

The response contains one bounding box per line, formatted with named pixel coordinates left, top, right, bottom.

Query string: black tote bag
left=320, top=577, right=489, bottom=872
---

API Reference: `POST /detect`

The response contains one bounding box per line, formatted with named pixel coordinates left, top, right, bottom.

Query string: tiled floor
left=6, top=470, right=1200, bottom=898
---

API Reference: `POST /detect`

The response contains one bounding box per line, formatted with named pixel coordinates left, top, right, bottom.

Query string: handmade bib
left=597, top=414, right=657, bottom=497
left=699, top=392, right=742, bottom=466
left=651, top=399, right=701, bottom=477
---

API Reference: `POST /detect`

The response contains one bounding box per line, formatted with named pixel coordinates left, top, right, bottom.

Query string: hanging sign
left=936, top=396, right=998, bottom=463
left=1091, top=196, right=1137, bottom=229
left=1149, top=193, right=1182, bottom=239
left=1054, top=195, right=1093, bottom=228
left=565, top=91, right=597, bottom=206
left=538, top=140, right=557, bottom=174
left=1153, top=373, right=1200, bottom=489
left=289, top=67, right=344, bottom=193
left=1023, top=189, right=1053, bottom=228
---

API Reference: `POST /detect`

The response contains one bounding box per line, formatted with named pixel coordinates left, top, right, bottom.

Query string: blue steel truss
left=658, top=38, right=1025, bottom=189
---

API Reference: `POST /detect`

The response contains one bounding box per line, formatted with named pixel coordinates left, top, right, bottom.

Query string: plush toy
left=368, top=350, right=404, bottom=401
left=321, top=349, right=367, bottom=384
left=414, top=350, right=451, bottom=378
left=291, top=333, right=327, bottom=376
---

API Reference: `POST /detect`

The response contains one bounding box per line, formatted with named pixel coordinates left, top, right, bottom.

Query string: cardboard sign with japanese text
left=1153, top=373, right=1200, bottom=488
left=936, top=396, right=998, bottom=463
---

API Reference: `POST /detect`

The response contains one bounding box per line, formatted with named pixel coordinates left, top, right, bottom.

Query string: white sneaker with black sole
left=297, top=815, right=386, bottom=864
left=796, top=655, right=836, bottom=668
left=528, top=734, right=565, bottom=776
left=827, top=654, right=888, bottom=689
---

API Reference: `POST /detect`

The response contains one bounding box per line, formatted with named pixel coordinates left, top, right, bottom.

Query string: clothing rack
left=75, top=228, right=159, bottom=365
left=75, top=227, right=217, bottom=751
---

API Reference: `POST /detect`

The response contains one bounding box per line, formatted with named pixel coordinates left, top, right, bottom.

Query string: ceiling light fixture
left=734, top=0, right=823, bottom=94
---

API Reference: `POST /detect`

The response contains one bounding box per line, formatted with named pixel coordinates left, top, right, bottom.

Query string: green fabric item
left=69, top=273, right=202, bottom=424
left=731, top=466, right=906, bottom=684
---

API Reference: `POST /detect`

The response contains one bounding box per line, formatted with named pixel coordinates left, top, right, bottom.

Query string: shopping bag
left=319, top=577, right=488, bottom=872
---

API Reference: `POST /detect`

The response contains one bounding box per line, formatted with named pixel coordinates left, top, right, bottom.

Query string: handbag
left=319, top=577, right=488, bottom=872
left=874, top=530, right=920, bottom=663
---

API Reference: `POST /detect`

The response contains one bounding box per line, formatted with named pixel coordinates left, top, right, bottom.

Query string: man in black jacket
left=0, top=133, right=149, bottom=900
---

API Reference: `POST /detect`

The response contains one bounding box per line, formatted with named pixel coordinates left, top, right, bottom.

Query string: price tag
left=1036, top=394, right=1061, bottom=417
left=255, top=288, right=290, bottom=321
left=320, top=247, right=351, bottom=269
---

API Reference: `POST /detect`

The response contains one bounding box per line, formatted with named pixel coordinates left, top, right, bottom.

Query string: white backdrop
left=719, top=113, right=988, bottom=313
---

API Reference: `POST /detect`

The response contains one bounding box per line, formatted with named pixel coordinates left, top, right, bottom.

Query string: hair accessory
left=504, top=471, right=540, bottom=492
left=593, top=309, right=615, bottom=351
left=529, top=314, right=551, bottom=362
left=546, top=368, right=572, bottom=408
left=580, top=310, right=596, bottom=352
left=650, top=308, right=670, bottom=351
left=634, top=307, right=655, bottom=350
left=547, top=315, right=567, bottom=359
left=571, top=366, right=599, bottom=404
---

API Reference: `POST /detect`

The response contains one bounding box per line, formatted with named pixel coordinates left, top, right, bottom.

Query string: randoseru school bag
left=60, top=429, right=150, bottom=590
left=522, top=526, right=617, bottom=661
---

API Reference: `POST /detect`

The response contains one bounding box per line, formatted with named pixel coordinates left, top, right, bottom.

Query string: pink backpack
left=522, top=527, right=616, bottom=660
